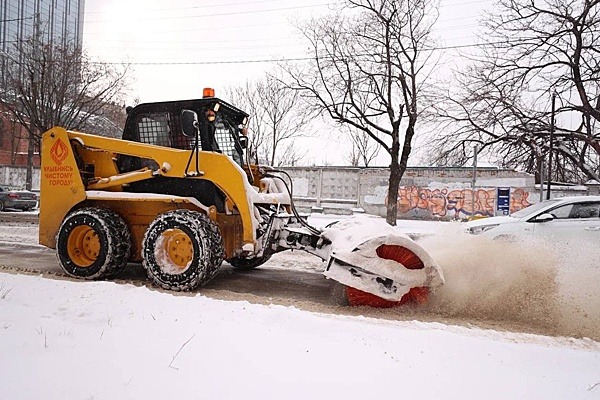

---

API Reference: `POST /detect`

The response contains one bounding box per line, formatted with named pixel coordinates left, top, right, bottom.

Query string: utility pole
left=546, top=92, right=556, bottom=200
left=471, top=145, right=478, bottom=218
left=26, top=12, right=41, bottom=191
left=540, top=159, right=545, bottom=202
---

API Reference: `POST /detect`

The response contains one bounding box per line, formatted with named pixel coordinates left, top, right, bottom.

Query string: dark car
left=0, top=185, right=38, bottom=212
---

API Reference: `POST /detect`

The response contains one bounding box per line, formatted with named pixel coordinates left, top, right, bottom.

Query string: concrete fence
left=280, top=166, right=591, bottom=219
left=2, top=164, right=595, bottom=220
left=0, top=166, right=40, bottom=191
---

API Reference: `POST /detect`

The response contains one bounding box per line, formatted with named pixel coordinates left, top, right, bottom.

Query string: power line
left=84, top=40, right=520, bottom=66
left=84, top=18, right=477, bottom=37
left=440, top=0, right=490, bottom=7
left=84, top=20, right=288, bottom=35
left=84, top=0, right=316, bottom=14
left=84, top=0, right=489, bottom=15
left=85, top=36, right=293, bottom=45
left=88, top=32, right=482, bottom=52
left=85, top=3, right=338, bottom=23
left=83, top=8, right=483, bottom=37
left=90, top=43, right=294, bottom=52
left=84, top=0, right=486, bottom=25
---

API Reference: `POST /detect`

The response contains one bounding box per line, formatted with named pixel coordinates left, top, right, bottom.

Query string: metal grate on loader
left=136, top=112, right=194, bottom=150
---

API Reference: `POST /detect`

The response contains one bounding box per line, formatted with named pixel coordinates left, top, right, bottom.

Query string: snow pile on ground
left=1, top=272, right=599, bottom=400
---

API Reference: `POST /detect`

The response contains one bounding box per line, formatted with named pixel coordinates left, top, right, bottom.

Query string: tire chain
left=89, top=207, right=131, bottom=278
left=57, top=207, right=131, bottom=279
left=203, top=215, right=225, bottom=281
left=142, top=210, right=225, bottom=291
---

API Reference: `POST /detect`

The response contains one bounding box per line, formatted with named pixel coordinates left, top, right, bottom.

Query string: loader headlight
left=468, top=224, right=499, bottom=235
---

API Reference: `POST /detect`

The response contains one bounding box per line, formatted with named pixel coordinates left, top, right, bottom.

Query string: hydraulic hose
left=265, top=169, right=322, bottom=236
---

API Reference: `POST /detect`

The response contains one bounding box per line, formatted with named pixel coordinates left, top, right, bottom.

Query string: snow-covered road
left=0, top=214, right=599, bottom=343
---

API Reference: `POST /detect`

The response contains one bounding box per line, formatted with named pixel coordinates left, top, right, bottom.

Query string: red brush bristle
left=346, top=244, right=429, bottom=307
left=376, top=244, right=424, bottom=270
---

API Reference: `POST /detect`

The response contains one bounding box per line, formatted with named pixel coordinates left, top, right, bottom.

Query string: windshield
left=511, top=199, right=561, bottom=218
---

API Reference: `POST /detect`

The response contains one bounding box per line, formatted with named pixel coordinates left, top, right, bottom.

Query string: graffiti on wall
left=396, top=186, right=532, bottom=218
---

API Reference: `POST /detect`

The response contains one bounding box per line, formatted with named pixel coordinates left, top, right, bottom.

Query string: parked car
left=0, top=185, right=38, bottom=212
left=464, top=195, right=600, bottom=242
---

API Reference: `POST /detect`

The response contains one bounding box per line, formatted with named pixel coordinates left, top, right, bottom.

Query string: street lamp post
left=472, top=145, right=478, bottom=218
left=546, top=92, right=556, bottom=200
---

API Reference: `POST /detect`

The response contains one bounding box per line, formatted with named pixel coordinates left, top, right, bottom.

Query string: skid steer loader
left=39, top=89, right=443, bottom=307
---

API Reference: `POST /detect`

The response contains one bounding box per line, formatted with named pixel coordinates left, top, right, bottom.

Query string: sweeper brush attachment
left=342, top=244, right=431, bottom=307
left=317, top=215, right=444, bottom=307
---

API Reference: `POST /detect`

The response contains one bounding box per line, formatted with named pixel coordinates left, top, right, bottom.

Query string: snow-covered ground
left=1, top=273, right=599, bottom=400
left=1, top=214, right=600, bottom=399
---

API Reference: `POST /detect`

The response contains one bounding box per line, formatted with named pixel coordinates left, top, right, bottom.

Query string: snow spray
left=416, top=224, right=600, bottom=341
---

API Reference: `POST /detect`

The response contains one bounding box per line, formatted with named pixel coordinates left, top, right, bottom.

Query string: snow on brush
left=1, top=272, right=600, bottom=400
left=320, top=214, right=444, bottom=300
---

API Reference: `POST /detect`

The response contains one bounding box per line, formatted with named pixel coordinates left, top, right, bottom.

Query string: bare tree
left=429, top=0, right=600, bottom=183
left=277, top=142, right=306, bottom=167
left=284, top=0, right=439, bottom=224
left=345, top=128, right=381, bottom=167
left=0, top=34, right=129, bottom=189
left=227, top=75, right=309, bottom=166
left=226, top=80, right=268, bottom=164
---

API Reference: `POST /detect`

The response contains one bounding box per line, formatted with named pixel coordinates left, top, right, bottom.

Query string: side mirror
left=239, top=136, right=248, bottom=149
left=181, top=110, right=199, bottom=137
left=534, top=213, right=555, bottom=222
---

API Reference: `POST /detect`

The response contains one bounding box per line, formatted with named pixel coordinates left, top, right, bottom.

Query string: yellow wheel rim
left=67, top=225, right=101, bottom=268
left=162, top=229, right=194, bottom=271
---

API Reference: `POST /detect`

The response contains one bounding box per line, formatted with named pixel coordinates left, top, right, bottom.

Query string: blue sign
left=496, top=187, right=511, bottom=215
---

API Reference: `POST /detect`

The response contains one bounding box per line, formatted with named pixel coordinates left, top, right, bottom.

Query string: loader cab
left=120, top=94, right=249, bottom=168
left=115, top=93, right=250, bottom=214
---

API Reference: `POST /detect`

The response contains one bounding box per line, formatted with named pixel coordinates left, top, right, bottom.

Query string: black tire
left=227, top=254, right=272, bottom=270
left=493, top=234, right=517, bottom=243
left=22, top=206, right=30, bottom=212
left=0, top=201, right=4, bottom=212
left=142, top=210, right=224, bottom=291
left=56, top=207, right=131, bottom=279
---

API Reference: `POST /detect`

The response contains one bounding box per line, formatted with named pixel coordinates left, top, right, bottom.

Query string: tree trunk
left=385, top=131, right=401, bottom=226
left=387, top=121, right=416, bottom=225
left=270, top=127, right=277, bottom=166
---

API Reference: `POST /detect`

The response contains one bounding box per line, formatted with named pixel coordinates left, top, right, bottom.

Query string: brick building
left=0, top=107, right=39, bottom=167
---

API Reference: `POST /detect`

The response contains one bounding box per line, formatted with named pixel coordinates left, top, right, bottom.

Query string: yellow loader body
left=39, top=127, right=261, bottom=261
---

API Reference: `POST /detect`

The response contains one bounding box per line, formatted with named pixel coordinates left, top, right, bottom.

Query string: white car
left=464, top=195, right=600, bottom=242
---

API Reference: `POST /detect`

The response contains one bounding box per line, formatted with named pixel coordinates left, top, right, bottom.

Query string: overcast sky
left=82, top=0, right=492, bottom=166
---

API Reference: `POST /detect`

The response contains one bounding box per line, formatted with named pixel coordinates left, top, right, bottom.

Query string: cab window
left=136, top=112, right=193, bottom=150
left=136, top=113, right=171, bottom=147
left=213, top=116, right=242, bottom=165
